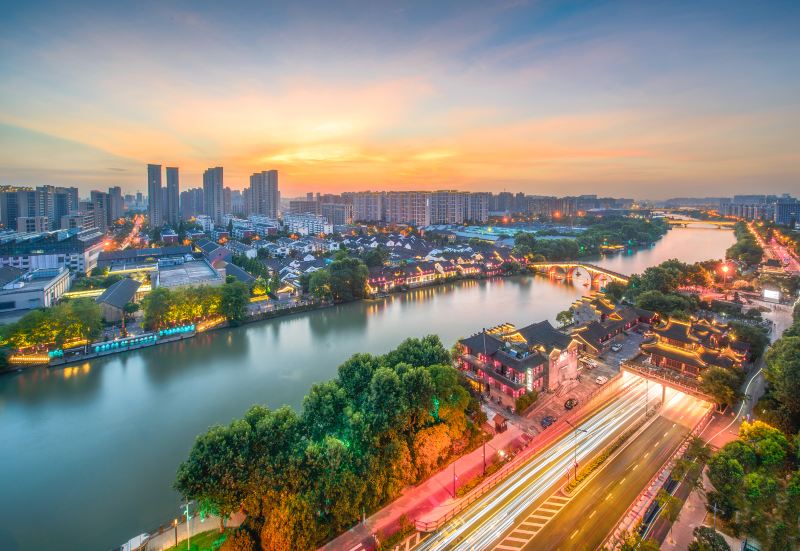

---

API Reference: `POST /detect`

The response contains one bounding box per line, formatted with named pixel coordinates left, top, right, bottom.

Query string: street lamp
left=564, top=420, right=589, bottom=479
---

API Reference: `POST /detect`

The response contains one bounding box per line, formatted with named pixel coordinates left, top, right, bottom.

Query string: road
left=508, top=391, right=708, bottom=551
left=413, top=376, right=662, bottom=551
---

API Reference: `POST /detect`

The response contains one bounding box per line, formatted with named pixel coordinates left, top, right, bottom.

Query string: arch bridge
left=665, top=218, right=736, bottom=228
left=530, top=261, right=629, bottom=284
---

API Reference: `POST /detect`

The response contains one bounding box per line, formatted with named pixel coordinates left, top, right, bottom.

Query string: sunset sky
left=1, top=0, right=798, bottom=199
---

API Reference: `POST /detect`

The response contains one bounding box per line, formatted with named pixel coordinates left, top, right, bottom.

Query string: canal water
left=0, top=227, right=734, bottom=551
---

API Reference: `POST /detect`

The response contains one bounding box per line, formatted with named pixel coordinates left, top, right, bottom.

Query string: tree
left=604, top=281, right=627, bottom=302
left=327, top=257, right=368, bottom=302
left=68, top=298, right=103, bottom=342
left=700, top=367, right=741, bottom=407
left=656, top=489, right=683, bottom=541
left=412, top=423, right=451, bottom=479
left=308, top=270, right=332, bottom=301
left=728, top=321, right=769, bottom=360
left=763, top=336, right=800, bottom=433
left=251, top=276, right=268, bottom=296
left=175, top=420, right=253, bottom=528
left=556, top=309, right=573, bottom=328
left=688, top=526, right=730, bottom=551
left=616, top=530, right=661, bottom=551
left=220, top=281, right=249, bottom=323
left=142, top=287, right=172, bottom=329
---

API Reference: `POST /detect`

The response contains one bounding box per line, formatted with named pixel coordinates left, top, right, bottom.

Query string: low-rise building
left=458, top=320, right=580, bottom=401
left=0, top=266, right=71, bottom=317
left=640, top=317, right=747, bottom=378
left=0, top=228, right=105, bottom=273
left=95, top=277, right=141, bottom=322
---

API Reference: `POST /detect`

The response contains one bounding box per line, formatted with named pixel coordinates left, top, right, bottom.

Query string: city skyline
left=1, top=0, right=799, bottom=199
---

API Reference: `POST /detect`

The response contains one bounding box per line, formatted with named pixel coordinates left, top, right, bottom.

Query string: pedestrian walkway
left=321, top=425, right=527, bottom=551
left=493, top=494, right=572, bottom=550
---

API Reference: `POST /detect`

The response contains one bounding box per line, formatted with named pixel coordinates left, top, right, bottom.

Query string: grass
left=162, top=528, right=228, bottom=551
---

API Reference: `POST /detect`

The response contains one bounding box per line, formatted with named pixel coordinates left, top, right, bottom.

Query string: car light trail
left=416, top=377, right=661, bottom=551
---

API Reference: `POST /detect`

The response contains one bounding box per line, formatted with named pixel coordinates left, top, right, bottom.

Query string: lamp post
left=173, top=518, right=178, bottom=548
left=564, top=420, right=589, bottom=479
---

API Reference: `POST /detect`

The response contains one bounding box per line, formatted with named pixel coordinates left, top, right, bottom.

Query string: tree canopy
left=175, top=335, right=479, bottom=550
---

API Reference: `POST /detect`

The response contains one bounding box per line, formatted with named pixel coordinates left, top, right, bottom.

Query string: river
left=0, top=227, right=734, bottom=551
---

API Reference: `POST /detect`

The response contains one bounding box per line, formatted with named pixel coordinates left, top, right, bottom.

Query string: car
left=595, top=375, right=608, bottom=385
left=564, top=398, right=578, bottom=410
left=610, top=343, right=623, bottom=352
left=540, top=415, right=558, bottom=428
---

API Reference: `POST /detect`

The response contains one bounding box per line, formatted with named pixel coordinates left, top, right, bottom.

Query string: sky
left=1, top=0, right=798, bottom=199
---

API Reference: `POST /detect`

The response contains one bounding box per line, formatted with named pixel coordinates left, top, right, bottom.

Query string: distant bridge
left=530, top=262, right=630, bottom=284
left=665, top=218, right=736, bottom=228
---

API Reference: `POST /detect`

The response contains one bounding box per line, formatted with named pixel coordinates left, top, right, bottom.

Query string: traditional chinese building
left=640, top=317, right=748, bottom=378
left=458, top=320, right=580, bottom=401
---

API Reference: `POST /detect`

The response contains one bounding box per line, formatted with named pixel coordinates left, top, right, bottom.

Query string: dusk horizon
left=2, top=0, right=799, bottom=199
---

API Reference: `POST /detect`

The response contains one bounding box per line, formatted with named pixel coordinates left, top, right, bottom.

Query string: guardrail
left=599, top=406, right=714, bottom=550
left=621, top=360, right=714, bottom=402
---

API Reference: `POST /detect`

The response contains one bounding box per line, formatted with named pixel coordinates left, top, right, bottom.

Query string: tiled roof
left=96, top=278, right=141, bottom=310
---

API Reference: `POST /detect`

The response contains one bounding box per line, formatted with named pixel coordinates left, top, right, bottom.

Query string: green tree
left=142, top=287, right=173, bottom=329
left=327, top=257, right=368, bottom=302
left=308, top=270, right=332, bottom=300
left=700, top=367, right=741, bottom=407
left=220, top=281, right=249, bottom=323
left=556, top=309, right=573, bottom=328
left=764, top=336, right=800, bottom=433
left=728, top=321, right=769, bottom=360
left=656, top=489, right=683, bottom=541
left=688, top=526, right=730, bottom=551
left=604, top=281, right=627, bottom=302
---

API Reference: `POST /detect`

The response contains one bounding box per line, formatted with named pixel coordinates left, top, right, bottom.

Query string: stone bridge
left=530, top=261, right=630, bottom=284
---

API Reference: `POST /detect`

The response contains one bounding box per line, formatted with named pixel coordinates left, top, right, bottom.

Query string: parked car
left=610, top=343, right=623, bottom=352
left=564, top=398, right=578, bottom=410
left=540, top=415, right=558, bottom=428
left=595, top=375, right=609, bottom=385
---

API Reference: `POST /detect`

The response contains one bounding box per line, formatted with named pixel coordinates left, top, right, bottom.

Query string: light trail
left=416, top=377, right=662, bottom=550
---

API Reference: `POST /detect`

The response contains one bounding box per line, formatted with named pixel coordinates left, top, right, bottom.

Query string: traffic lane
left=416, top=381, right=652, bottom=550
left=520, top=416, right=690, bottom=551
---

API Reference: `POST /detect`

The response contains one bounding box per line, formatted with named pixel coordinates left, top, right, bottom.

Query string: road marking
left=347, top=544, right=364, bottom=551
left=644, top=451, right=650, bottom=458
left=605, top=493, right=613, bottom=501
left=506, top=536, right=528, bottom=543
left=589, top=509, right=597, bottom=519
left=514, top=528, right=537, bottom=535
left=632, top=463, right=639, bottom=471
left=495, top=545, right=522, bottom=551
left=620, top=477, right=627, bottom=484
left=570, top=529, right=579, bottom=540
left=538, top=506, right=561, bottom=514
left=672, top=423, right=676, bottom=428
left=530, top=514, right=552, bottom=521
left=664, top=431, right=669, bottom=437
left=548, top=495, right=570, bottom=502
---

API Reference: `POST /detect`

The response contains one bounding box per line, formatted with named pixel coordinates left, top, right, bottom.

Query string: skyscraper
left=147, top=164, right=163, bottom=227
left=249, top=170, right=279, bottom=219
left=108, top=186, right=124, bottom=222
left=203, top=166, right=224, bottom=225
left=165, top=167, right=180, bottom=226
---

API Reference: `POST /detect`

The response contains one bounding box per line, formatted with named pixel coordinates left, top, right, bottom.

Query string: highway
left=508, top=392, right=709, bottom=551
left=414, top=375, right=663, bottom=551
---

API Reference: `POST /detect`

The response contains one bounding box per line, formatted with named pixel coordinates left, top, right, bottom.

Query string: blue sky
left=1, top=0, right=798, bottom=198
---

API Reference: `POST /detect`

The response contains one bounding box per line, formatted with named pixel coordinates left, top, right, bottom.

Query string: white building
left=0, top=266, right=71, bottom=315
left=283, top=213, right=332, bottom=236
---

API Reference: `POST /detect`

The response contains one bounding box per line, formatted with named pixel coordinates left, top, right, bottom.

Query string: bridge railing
left=621, top=360, right=714, bottom=401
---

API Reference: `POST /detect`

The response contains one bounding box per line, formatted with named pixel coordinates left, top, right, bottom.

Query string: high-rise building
left=347, top=192, right=384, bottom=222
left=223, top=186, right=232, bottom=217
left=108, top=186, right=124, bottom=222
left=147, top=164, right=163, bottom=227
left=165, top=167, right=180, bottom=226
left=429, top=190, right=468, bottom=225
left=385, top=192, right=430, bottom=227
left=231, top=189, right=245, bottom=215
left=180, top=188, right=204, bottom=220
left=320, top=203, right=354, bottom=226
left=203, top=166, right=224, bottom=225
left=289, top=198, right=320, bottom=215
left=468, top=193, right=490, bottom=223
left=249, top=170, right=279, bottom=219
left=775, top=198, right=800, bottom=227
left=90, top=190, right=110, bottom=231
